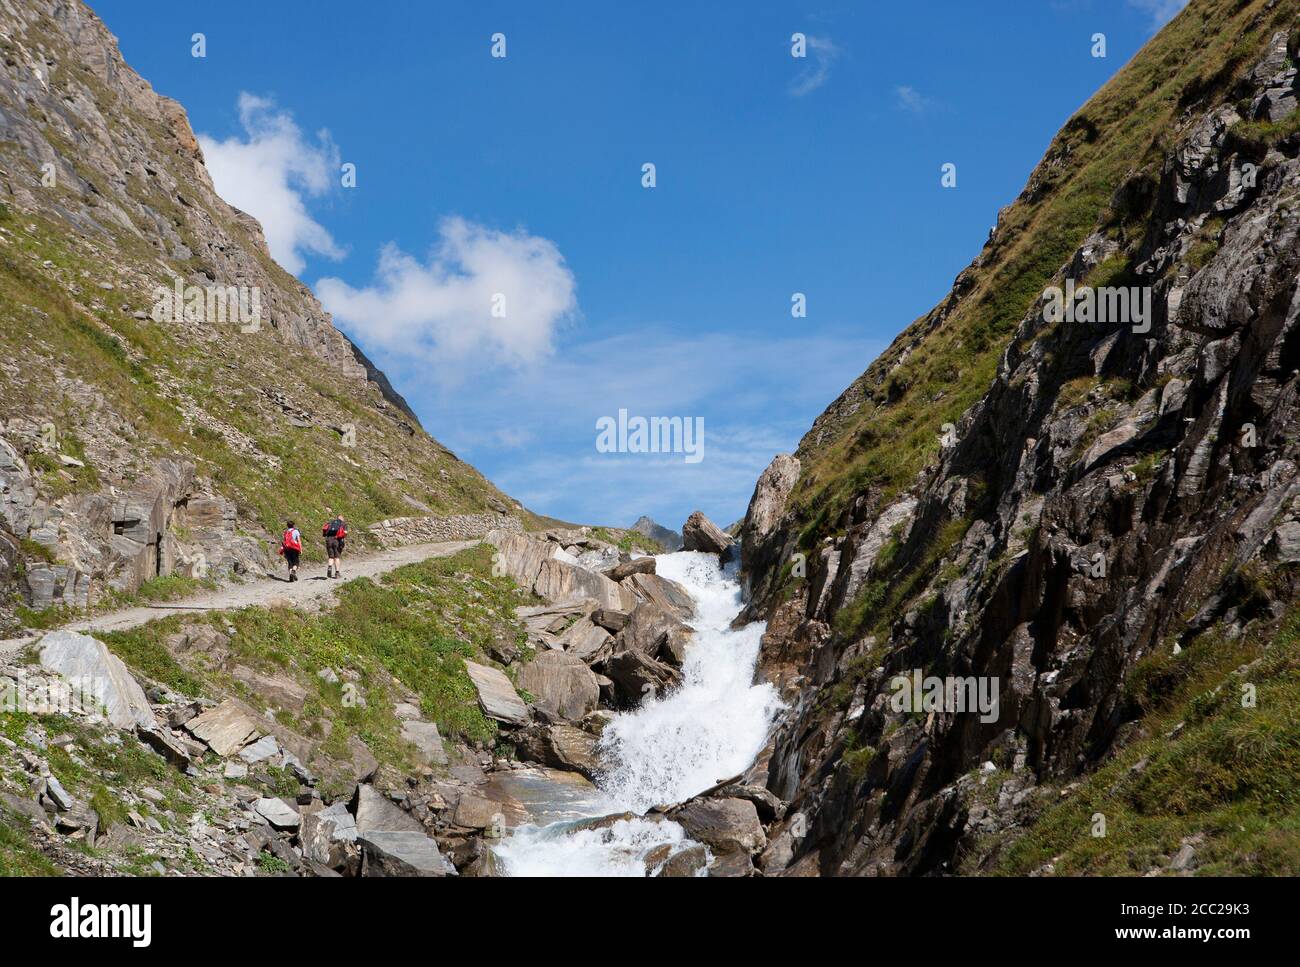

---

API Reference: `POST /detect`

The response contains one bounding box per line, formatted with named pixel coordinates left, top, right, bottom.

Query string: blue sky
left=95, top=0, right=1187, bottom=530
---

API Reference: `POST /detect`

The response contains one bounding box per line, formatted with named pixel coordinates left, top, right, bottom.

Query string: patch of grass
left=101, top=618, right=206, bottom=697
left=835, top=517, right=971, bottom=640
left=1228, top=108, right=1300, bottom=153
left=18, top=539, right=55, bottom=565
left=1073, top=407, right=1119, bottom=461
left=843, top=744, right=876, bottom=781
left=1186, top=215, right=1226, bottom=270
left=0, top=807, right=59, bottom=876
left=992, top=609, right=1300, bottom=875
left=255, top=851, right=292, bottom=874
left=16, top=603, right=76, bottom=630
left=114, top=574, right=217, bottom=606
left=1130, top=449, right=1168, bottom=485
left=1056, top=375, right=1098, bottom=412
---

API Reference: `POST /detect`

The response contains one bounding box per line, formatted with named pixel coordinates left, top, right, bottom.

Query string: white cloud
left=895, top=85, right=936, bottom=115
left=316, top=217, right=578, bottom=370
left=789, top=35, right=842, bottom=97
left=198, top=93, right=344, bottom=275
left=377, top=326, right=884, bottom=527
left=1126, top=0, right=1189, bottom=29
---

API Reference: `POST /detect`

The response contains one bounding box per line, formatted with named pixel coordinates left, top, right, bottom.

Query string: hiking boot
left=326, top=566, right=333, bottom=579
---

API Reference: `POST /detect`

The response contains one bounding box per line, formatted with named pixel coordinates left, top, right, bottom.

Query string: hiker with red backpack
left=323, top=513, right=347, bottom=579
left=279, top=520, right=302, bottom=582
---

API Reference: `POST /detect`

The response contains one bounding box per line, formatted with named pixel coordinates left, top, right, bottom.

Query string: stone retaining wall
left=367, top=513, right=522, bottom=547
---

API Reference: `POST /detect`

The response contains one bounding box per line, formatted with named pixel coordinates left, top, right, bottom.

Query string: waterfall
left=493, top=550, right=782, bottom=876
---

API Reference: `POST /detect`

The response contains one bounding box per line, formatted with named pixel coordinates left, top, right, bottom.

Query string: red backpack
left=323, top=519, right=347, bottom=539
left=282, top=528, right=302, bottom=552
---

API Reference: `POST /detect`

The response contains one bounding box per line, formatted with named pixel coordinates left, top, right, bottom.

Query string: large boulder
left=626, top=572, right=694, bottom=622
left=514, top=723, right=601, bottom=778
left=301, top=801, right=359, bottom=869
left=592, top=607, right=629, bottom=632
left=742, top=454, right=800, bottom=541
left=517, top=651, right=600, bottom=721
left=616, top=600, right=694, bottom=666
left=489, top=530, right=633, bottom=610
left=681, top=511, right=734, bottom=560
left=400, top=719, right=447, bottom=766
left=658, top=844, right=709, bottom=877
left=37, top=631, right=155, bottom=729
left=485, top=530, right=561, bottom=587
left=534, top=558, right=632, bottom=611
left=672, top=797, right=766, bottom=854
left=738, top=454, right=800, bottom=570
left=603, top=649, right=681, bottom=706
left=354, top=784, right=425, bottom=834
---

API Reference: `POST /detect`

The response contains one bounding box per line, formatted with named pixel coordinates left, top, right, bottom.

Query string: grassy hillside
left=789, top=0, right=1297, bottom=544
left=0, top=203, right=510, bottom=554
left=0, top=1, right=522, bottom=623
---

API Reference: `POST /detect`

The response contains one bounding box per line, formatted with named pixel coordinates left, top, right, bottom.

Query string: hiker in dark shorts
left=323, top=514, right=347, bottom=579
left=279, top=520, right=302, bottom=582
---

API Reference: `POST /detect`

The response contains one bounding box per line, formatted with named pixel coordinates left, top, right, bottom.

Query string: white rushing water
left=493, top=550, right=783, bottom=876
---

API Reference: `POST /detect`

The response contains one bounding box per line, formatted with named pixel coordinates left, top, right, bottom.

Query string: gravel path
left=0, top=540, right=477, bottom=660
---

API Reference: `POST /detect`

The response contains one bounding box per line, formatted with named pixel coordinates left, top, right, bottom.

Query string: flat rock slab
left=135, top=725, right=194, bottom=771
left=400, top=719, right=447, bottom=766
left=184, top=699, right=261, bottom=756
left=318, top=801, right=359, bottom=842
left=37, top=630, right=155, bottom=729
left=454, top=792, right=506, bottom=830
left=254, top=797, right=300, bottom=831
left=238, top=734, right=280, bottom=764
left=464, top=660, right=529, bottom=725
left=360, top=831, right=456, bottom=877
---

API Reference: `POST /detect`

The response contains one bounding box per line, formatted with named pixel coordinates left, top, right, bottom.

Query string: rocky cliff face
left=741, top=3, right=1300, bottom=875
left=0, top=0, right=518, bottom=626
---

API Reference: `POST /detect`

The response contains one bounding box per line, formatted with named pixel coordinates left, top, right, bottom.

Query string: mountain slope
left=0, top=0, right=520, bottom=630
left=740, top=0, right=1300, bottom=875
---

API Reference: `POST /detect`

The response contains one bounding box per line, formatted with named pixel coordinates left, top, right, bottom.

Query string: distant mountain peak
left=631, top=516, right=683, bottom=551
